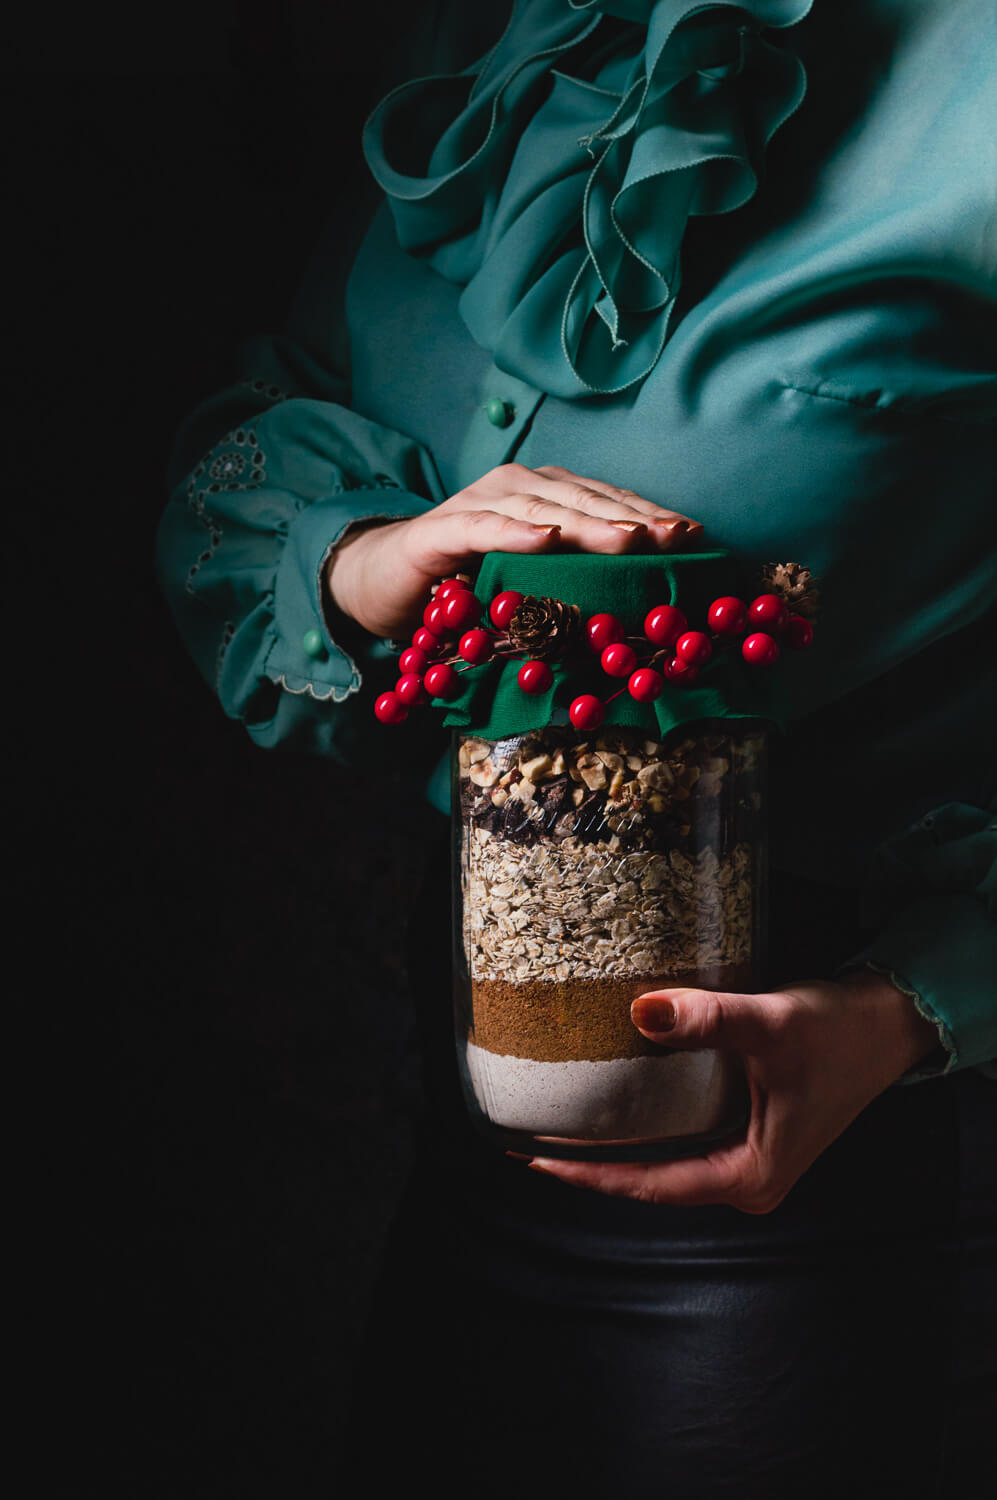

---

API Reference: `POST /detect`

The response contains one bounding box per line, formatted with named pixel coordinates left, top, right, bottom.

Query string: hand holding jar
left=525, top=969, right=941, bottom=1210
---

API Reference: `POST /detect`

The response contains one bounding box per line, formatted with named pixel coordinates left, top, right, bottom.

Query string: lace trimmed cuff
left=842, top=887, right=997, bottom=1081
left=265, top=488, right=432, bottom=701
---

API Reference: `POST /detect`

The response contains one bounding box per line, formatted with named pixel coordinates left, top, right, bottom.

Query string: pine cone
left=507, top=595, right=582, bottom=659
left=759, top=561, right=820, bottom=620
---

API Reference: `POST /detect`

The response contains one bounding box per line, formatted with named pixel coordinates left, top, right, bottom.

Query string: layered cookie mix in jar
left=453, top=723, right=765, bottom=1158
left=372, top=550, right=817, bottom=1161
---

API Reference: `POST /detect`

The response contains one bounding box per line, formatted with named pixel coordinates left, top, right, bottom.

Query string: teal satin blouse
left=156, top=0, right=996, bottom=1077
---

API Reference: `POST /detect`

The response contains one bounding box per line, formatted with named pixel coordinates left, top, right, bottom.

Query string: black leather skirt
left=345, top=839, right=996, bottom=1499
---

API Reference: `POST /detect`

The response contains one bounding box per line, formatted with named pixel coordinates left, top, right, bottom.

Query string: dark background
left=10, top=4, right=452, bottom=1493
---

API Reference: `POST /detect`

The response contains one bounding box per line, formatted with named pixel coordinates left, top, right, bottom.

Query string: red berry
left=662, top=655, right=698, bottom=684
left=459, top=628, right=493, bottom=665
left=644, top=604, right=686, bottom=647
left=748, top=594, right=790, bottom=633
left=374, top=691, right=408, bottom=724
left=490, top=590, right=524, bottom=629
left=399, top=646, right=429, bottom=676
left=395, top=673, right=428, bottom=705
left=628, top=668, right=664, bottom=703
left=398, top=645, right=425, bottom=675
left=424, top=662, right=462, bottom=700
left=517, top=659, right=553, bottom=695
left=707, top=596, right=748, bottom=636
left=569, top=694, right=605, bottom=729
left=436, top=578, right=472, bottom=600
left=585, top=614, right=625, bottom=652
left=601, top=642, right=637, bottom=678
left=443, top=589, right=481, bottom=632
left=412, top=627, right=442, bottom=655
left=423, top=599, right=448, bottom=634
left=785, top=616, right=814, bottom=650
left=742, top=632, right=781, bottom=666
left=675, top=631, right=712, bottom=668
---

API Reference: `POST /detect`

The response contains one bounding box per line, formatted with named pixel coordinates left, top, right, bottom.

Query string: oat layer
left=464, top=833, right=754, bottom=984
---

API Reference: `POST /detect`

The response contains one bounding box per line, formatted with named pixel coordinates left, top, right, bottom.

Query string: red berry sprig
left=424, top=661, right=462, bottom=699
left=570, top=587, right=813, bottom=724
left=601, top=642, right=637, bottom=677
left=374, top=573, right=815, bottom=723
left=459, top=628, right=493, bottom=664
left=742, top=632, right=780, bottom=666
left=785, top=616, right=814, bottom=650
left=518, top=660, right=554, bottom=694
left=586, top=613, right=625, bottom=652
left=663, top=655, right=698, bottom=685
left=395, top=672, right=428, bottom=705
left=707, top=596, right=748, bottom=635
left=645, top=605, right=686, bottom=647
left=373, top=577, right=562, bottom=722
left=490, top=591, right=524, bottom=628
left=569, top=694, right=604, bottom=730
left=627, top=668, right=664, bottom=703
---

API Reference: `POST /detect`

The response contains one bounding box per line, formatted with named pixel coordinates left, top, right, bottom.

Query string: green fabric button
left=302, top=627, right=328, bottom=660
left=485, top=397, right=514, bottom=428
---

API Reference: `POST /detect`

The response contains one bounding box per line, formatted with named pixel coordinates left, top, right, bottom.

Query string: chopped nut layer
left=458, top=728, right=763, bottom=852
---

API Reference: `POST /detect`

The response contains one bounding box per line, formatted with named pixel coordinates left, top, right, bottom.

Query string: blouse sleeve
left=845, top=802, right=997, bottom=1082
left=155, top=328, right=446, bottom=770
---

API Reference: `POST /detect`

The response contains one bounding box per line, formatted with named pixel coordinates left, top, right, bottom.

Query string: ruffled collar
left=363, top=0, right=812, bottom=400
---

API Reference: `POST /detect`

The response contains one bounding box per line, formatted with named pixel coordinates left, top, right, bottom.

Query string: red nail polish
left=631, top=996, right=676, bottom=1031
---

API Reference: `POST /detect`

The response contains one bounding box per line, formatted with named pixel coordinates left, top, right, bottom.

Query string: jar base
left=466, top=1108, right=750, bottom=1164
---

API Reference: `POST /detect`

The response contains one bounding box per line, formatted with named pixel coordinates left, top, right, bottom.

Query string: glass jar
left=452, top=721, right=766, bottom=1160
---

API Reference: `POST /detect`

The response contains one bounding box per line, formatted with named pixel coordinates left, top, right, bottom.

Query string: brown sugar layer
left=470, top=966, right=752, bottom=1062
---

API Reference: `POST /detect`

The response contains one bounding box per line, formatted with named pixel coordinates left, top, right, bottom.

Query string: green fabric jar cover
left=438, top=550, right=788, bottom=741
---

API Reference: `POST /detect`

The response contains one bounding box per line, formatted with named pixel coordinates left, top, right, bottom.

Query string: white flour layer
left=464, top=1042, right=740, bottom=1142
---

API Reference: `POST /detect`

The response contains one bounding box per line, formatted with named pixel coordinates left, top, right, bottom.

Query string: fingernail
left=631, top=996, right=676, bottom=1031
left=505, top=1151, right=533, bottom=1162
left=532, top=524, right=561, bottom=535
left=609, top=520, right=646, bottom=533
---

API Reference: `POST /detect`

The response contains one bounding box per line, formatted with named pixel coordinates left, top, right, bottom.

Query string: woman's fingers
left=406, top=502, right=646, bottom=571
left=514, top=469, right=661, bottom=521
left=452, top=464, right=703, bottom=550
left=467, top=493, right=654, bottom=552
left=400, top=509, right=560, bottom=579
left=629, top=987, right=779, bottom=1054
left=526, top=1143, right=757, bottom=1208
left=530, top=464, right=706, bottom=545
